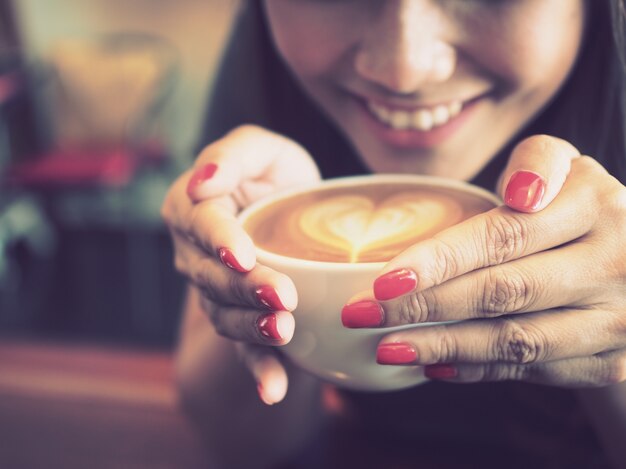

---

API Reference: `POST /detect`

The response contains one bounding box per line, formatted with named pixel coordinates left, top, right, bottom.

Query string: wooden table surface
left=0, top=337, right=212, bottom=469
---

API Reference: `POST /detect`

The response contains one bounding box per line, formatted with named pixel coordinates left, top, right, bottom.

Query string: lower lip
left=355, top=96, right=482, bottom=149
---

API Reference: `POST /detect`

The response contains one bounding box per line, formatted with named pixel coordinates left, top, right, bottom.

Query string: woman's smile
left=264, top=0, right=586, bottom=179
left=350, top=92, right=485, bottom=149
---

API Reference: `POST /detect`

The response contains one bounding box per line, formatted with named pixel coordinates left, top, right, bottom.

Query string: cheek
left=264, top=3, right=357, bottom=80
left=477, top=7, right=585, bottom=93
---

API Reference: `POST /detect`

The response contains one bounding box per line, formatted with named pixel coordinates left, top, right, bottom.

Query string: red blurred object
left=2, top=143, right=166, bottom=188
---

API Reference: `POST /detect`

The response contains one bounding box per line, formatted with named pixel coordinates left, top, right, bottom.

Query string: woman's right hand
left=161, top=125, right=321, bottom=405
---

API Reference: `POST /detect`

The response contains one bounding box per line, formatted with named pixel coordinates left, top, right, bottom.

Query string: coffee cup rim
left=238, top=174, right=501, bottom=271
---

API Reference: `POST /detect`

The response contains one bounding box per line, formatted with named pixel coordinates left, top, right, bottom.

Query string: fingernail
left=341, top=301, right=384, bottom=328
left=424, top=364, right=458, bottom=380
left=376, top=342, right=417, bottom=365
left=255, top=286, right=286, bottom=311
left=257, top=383, right=274, bottom=406
left=186, top=163, right=218, bottom=199
left=256, top=313, right=283, bottom=341
left=504, top=170, right=546, bottom=211
left=218, top=247, right=248, bottom=273
left=374, top=269, right=418, bottom=301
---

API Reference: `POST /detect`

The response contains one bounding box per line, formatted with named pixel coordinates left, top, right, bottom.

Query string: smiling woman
left=263, top=0, right=586, bottom=177
left=162, top=0, right=626, bottom=468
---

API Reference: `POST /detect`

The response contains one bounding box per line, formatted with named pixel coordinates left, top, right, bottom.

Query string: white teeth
left=390, top=111, right=411, bottom=130
left=448, top=101, right=462, bottom=116
left=413, top=110, right=434, bottom=131
left=432, top=105, right=450, bottom=125
left=367, top=100, right=463, bottom=131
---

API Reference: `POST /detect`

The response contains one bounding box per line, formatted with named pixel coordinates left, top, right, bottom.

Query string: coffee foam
left=244, top=183, right=495, bottom=263
left=298, top=193, right=460, bottom=262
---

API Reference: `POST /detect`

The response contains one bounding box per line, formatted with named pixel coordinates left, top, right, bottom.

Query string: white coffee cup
left=238, top=175, right=501, bottom=391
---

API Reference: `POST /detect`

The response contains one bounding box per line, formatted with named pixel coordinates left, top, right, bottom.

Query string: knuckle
left=513, top=135, right=579, bottom=163
left=514, top=135, right=553, bottom=157
left=403, top=289, right=438, bottom=323
left=209, top=306, right=227, bottom=336
left=429, top=239, right=462, bottom=283
left=481, top=268, right=533, bottom=316
left=492, top=319, right=548, bottom=365
left=482, top=363, right=529, bottom=382
left=430, top=326, right=459, bottom=363
left=599, top=356, right=626, bottom=386
left=575, top=155, right=608, bottom=176
left=227, top=124, right=268, bottom=143
left=192, top=261, right=223, bottom=304
left=185, top=204, right=207, bottom=247
left=483, top=214, right=528, bottom=265
left=232, top=123, right=260, bottom=135
left=227, top=272, right=250, bottom=305
left=602, top=180, right=626, bottom=218
left=395, top=298, right=419, bottom=325
left=160, top=197, right=172, bottom=222
left=173, top=254, right=187, bottom=276
left=191, top=258, right=211, bottom=289
left=160, top=176, right=184, bottom=222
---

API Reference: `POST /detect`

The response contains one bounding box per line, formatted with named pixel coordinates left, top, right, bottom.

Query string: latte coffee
left=238, top=175, right=500, bottom=391
left=243, top=182, right=495, bottom=263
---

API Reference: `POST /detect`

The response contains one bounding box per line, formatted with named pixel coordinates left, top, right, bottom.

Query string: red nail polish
left=424, top=364, right=458, bottom=379
left=255, top=286, right=287, bottom=311
left=504, top=170, right=546, bottom=211
left=376, top=342, right=417, bottom=365
left=341, top=301, right=384, bottom=328
left=218, top=247, right=248, bottom=273
left=186, top=163, right=218, bottom=199
left=256, top=313, right=282, bottom=341
left=373, top=269, right=418, bottom=301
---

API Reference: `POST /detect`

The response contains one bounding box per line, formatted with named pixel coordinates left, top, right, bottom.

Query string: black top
left=197, top=3, right=608, bottom=468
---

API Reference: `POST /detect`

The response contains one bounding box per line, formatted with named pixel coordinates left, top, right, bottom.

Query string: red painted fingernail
left=373, top=269, right=418, bottom=301
left=256, top=313, right=282, bottom=341
left=218, top=247, right=248, bottom=273
left=255, top=286, right=286, bottom=311
left=424, top=364, right=458, bottom=379
left=376, top=342, right=417, bottom=365
left=341, top=301, right=384, bottom=328
left=186, top=163, right=218, bottom=199
left=504, top=170, right=546, bottom=211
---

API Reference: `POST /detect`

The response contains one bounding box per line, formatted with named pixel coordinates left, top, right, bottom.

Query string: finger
left=190, top=256, right=297, bottom=311
left=497, top=135, right=580, bottom=212
left=163, top=169, right=257, bottom=272
left=186, top=195, right=258, bottom=272
left=375, top=308, right=624, bottom=366
left=237, top=343, right=288, bottom=405
left=183, top=126, right=320, bottom=272
left=373, top=160, right=601, bottom=301
left=186, top=125, right=320, bottom=203
left=372, top=241, right=601, bottom=326
left=202, top=294, right=296, bottom=345
left=423, top=349, right=626, bottom=388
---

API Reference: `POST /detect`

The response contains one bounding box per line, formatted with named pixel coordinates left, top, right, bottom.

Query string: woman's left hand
left=342, top=134, right=626, bottom=387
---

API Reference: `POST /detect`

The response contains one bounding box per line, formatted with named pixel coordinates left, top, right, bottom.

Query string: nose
left=354, top=0, right=456, bottom=95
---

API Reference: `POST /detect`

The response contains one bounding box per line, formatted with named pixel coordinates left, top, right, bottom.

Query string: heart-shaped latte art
left=298, top=192, right=462, bottom=262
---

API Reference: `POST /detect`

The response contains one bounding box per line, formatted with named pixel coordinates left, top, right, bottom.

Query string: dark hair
left=522, top=0, right=626, bottom=183
left=199, top=1, right=626, bottom=186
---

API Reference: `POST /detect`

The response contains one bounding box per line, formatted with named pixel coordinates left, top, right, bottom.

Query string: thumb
left=187, top=125, right=321, bottom=204
left=498, top=135, right=580, bottom=213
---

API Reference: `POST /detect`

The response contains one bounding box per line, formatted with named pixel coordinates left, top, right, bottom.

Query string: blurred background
left=0, top=0, right=238, bottom=467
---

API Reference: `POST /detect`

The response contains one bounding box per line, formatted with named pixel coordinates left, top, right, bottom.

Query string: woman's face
left=263, top=0, right=587, bottom=180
